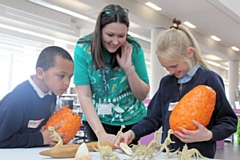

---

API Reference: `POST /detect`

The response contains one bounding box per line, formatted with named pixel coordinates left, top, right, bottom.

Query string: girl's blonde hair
left=156, top=19, right=209, bottom=69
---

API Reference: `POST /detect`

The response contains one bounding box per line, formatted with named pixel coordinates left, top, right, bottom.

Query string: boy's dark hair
left=36, top=46, right=73, bottom=71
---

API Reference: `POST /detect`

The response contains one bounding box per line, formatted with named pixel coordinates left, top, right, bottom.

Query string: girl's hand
left=116, top=41, right=132, bottom=71
left=174, top=120, right=213, bottom=143
left=115, top=130, right=135, bottom=149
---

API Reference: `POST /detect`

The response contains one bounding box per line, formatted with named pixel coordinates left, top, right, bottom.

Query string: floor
left=215, top=142, right=240, bottom=160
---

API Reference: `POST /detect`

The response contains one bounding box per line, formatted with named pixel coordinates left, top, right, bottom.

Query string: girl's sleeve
left=131, top=81, right=162, bottom=139
left=207, top=72, right=238, bottom=141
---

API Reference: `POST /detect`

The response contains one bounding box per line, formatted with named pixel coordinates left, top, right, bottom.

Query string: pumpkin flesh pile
left=45, top=105, right=81, bottom=144
left=169, top=85, right=216, bottom=133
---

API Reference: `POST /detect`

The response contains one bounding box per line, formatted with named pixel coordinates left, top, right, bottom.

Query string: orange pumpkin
left=45, top=105, right=82, bottom=144
left=169, top=85, right=216, bottom=133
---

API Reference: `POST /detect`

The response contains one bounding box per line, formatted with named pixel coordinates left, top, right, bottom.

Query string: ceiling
left=0, top=0, right=239, bottom=80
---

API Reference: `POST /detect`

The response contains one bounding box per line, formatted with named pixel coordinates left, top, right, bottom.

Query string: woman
left=73, top=4, right=150, bottom=143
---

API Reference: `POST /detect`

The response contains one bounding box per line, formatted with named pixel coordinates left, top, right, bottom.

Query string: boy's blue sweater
left=0, top=80, right=56, bottom=148
left=132, top=67, right=238, bottom=158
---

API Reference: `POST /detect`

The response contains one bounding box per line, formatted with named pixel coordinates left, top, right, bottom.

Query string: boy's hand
left=40, top=124, right=65, bottom=146
left=53, top=124, right=67, bottom=143
left=40, top=125, right=57, bottom=146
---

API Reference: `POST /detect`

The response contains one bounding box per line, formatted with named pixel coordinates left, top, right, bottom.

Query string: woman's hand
left=100, top=132, right=116, bottom=143
left=116, top=41, right=133, bottom=71
left=174, top=120, right=213, bottom=143
left=114, top=130, right=135, bottom=148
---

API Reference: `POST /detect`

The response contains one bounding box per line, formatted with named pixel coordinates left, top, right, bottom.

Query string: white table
left=0, top=147, right=220, bottom=160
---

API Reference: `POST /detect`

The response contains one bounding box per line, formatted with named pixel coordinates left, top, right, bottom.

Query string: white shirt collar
left=178, top=64, right=200, bottom=84
left=28, top=75, right=52, bottom=98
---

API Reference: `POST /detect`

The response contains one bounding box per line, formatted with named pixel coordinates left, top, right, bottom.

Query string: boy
left=0, top=46, right=74, bottom=148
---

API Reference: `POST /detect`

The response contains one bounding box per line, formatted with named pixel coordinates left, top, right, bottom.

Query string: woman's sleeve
left=73, top=44, right=90, bottom=85
left=131, top=44, right=149, bottom=84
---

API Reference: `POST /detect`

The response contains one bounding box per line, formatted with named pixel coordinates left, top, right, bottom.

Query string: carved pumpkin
left=169, top=85, right=216, bottom=133
left=45, top=105, right=82, bottom=144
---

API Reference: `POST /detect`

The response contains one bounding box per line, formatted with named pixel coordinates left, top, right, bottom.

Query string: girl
left=115, top=18, right=237, bottom=158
